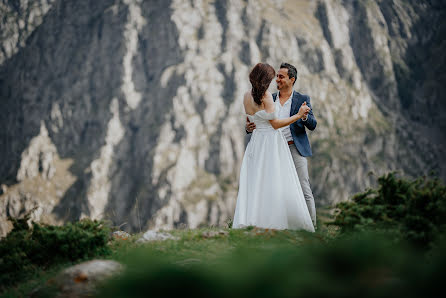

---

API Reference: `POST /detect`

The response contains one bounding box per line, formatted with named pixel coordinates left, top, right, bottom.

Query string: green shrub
left=0, top=213, right=111, bottom=290
left=331, top=172, right=446, bottom=248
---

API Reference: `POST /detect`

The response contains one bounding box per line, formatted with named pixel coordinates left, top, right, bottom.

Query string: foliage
left=0, top=213, right=111, bottom=290
left=2, top=172, right=446, bottom=296
left=225, top=218, right=233, bottom=229
left=96, top=232, right=446, bottom=298
left=331, top=172, right=446, bottom=248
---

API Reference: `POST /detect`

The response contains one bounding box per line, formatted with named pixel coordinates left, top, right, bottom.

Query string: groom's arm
left=300, top=95, right=317, bottom=131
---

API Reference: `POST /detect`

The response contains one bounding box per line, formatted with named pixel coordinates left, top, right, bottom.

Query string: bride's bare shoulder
left=244, top=90, right=251, bottom=99
left=243, top=90, right=252, bottom=104
left=263, top=91, right=274, bottom=103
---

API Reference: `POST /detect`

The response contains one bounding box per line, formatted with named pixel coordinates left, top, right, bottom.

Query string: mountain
left=1, top=0, right=445, bottom=236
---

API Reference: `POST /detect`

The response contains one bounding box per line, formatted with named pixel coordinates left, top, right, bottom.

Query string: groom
left=246, top=62, right=317, bottom=227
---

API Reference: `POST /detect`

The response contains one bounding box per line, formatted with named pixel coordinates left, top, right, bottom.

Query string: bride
left=232, top=63, right=315, bottom=232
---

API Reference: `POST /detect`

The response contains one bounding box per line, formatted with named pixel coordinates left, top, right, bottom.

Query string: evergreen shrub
left=331, top=172, right=446, bottom=248
left=0, top=213, right=111, bottom=289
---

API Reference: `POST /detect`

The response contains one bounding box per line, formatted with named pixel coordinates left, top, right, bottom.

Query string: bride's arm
left=264, top=95, right=310, bottom=130
left=270, top=114, right=303, bottom=129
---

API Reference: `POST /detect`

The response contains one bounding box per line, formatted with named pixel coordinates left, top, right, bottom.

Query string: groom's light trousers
left=289, top=144, right=317, bottom=227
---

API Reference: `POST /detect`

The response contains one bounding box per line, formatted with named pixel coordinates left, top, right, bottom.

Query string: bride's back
left=244, top=91, right=277, bottom=131
left=243, top=90, right=274, bottom=116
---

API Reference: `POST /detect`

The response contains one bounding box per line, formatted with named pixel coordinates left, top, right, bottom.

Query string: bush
left=331, top=172, right=446, bottom=248
left=0, top=213, right=111, bottom=289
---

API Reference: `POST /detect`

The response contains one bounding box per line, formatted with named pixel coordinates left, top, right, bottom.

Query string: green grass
left=0, top=227, right=325, bottom=297
left=105, top=227, right=337, bottom=271
left=2, top=206, right=444, bottom=298
left=1, top=261, right=77, bottom=298
left=1, top=210, right=336, bottom=297
left=96, top=224, right=444, bottom=298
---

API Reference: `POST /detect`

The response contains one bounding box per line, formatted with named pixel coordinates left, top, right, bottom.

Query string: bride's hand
left=297, top=102, right=311, bottom=118
left=246, top=117, right=256, bottom=132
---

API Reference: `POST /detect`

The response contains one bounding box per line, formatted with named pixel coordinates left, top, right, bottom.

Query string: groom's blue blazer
left=273, top=91, right=317, bottom=157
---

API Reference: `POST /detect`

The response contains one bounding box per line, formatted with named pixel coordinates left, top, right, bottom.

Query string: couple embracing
left=232, top=63, right=317, bottom=232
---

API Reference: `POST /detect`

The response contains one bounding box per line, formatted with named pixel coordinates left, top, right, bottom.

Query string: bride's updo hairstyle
left=249, top=63, right=275, bottom=105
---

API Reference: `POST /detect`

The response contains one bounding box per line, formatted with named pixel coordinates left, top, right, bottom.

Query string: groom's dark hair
left=280, top=62, right=297, bottom=85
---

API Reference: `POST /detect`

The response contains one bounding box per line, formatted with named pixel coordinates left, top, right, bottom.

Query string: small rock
left=201, top=230, right=229, bottom=238
left=136, top=230, right=179, bottom=243
left=174, top=258, right=202, bottom=266
left=243, top=227, right=277, bottom=236
left=41, top=259, right=124, bottom=297
left=111, top=230, right=131, bottom=240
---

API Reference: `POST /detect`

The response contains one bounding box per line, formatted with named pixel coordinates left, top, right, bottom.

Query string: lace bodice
left=246, top=109, right=278, bottom=131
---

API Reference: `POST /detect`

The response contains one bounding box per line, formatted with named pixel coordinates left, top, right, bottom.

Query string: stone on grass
left=201, top=230, right=229, bottom=238
left=136, top=230, right=179, bottom=243
left=111, top=230, right=131, bottom=240
left=43, top=259, right=123, bottom=297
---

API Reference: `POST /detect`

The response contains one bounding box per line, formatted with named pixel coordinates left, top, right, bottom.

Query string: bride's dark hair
left=249, top=63, right=275, bottom=105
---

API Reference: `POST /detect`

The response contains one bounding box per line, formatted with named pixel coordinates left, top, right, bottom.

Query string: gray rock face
left=0, top=0, right=56, bottom=65
left=1, top=0, right=445, bottom=236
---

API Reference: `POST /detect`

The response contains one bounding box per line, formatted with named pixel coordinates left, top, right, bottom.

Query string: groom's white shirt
left=276, top=90, right=294, bottom=142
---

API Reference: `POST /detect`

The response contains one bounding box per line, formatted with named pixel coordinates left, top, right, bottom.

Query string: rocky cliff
left=1, top=0, right=445, bottom=236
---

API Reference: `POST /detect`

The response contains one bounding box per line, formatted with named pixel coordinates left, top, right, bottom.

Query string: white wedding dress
left=232, top=108, right=315, bottom=232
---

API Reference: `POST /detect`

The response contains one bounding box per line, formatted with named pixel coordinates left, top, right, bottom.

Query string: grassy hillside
left=1, top=173, right=445, bottom=297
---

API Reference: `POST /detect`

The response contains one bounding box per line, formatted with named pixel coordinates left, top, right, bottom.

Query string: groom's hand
left=246, top=117, right=256, bottom=133
left=297, top=101, right=311, bottom=118
left=302, top=102, right=310, bottom=121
